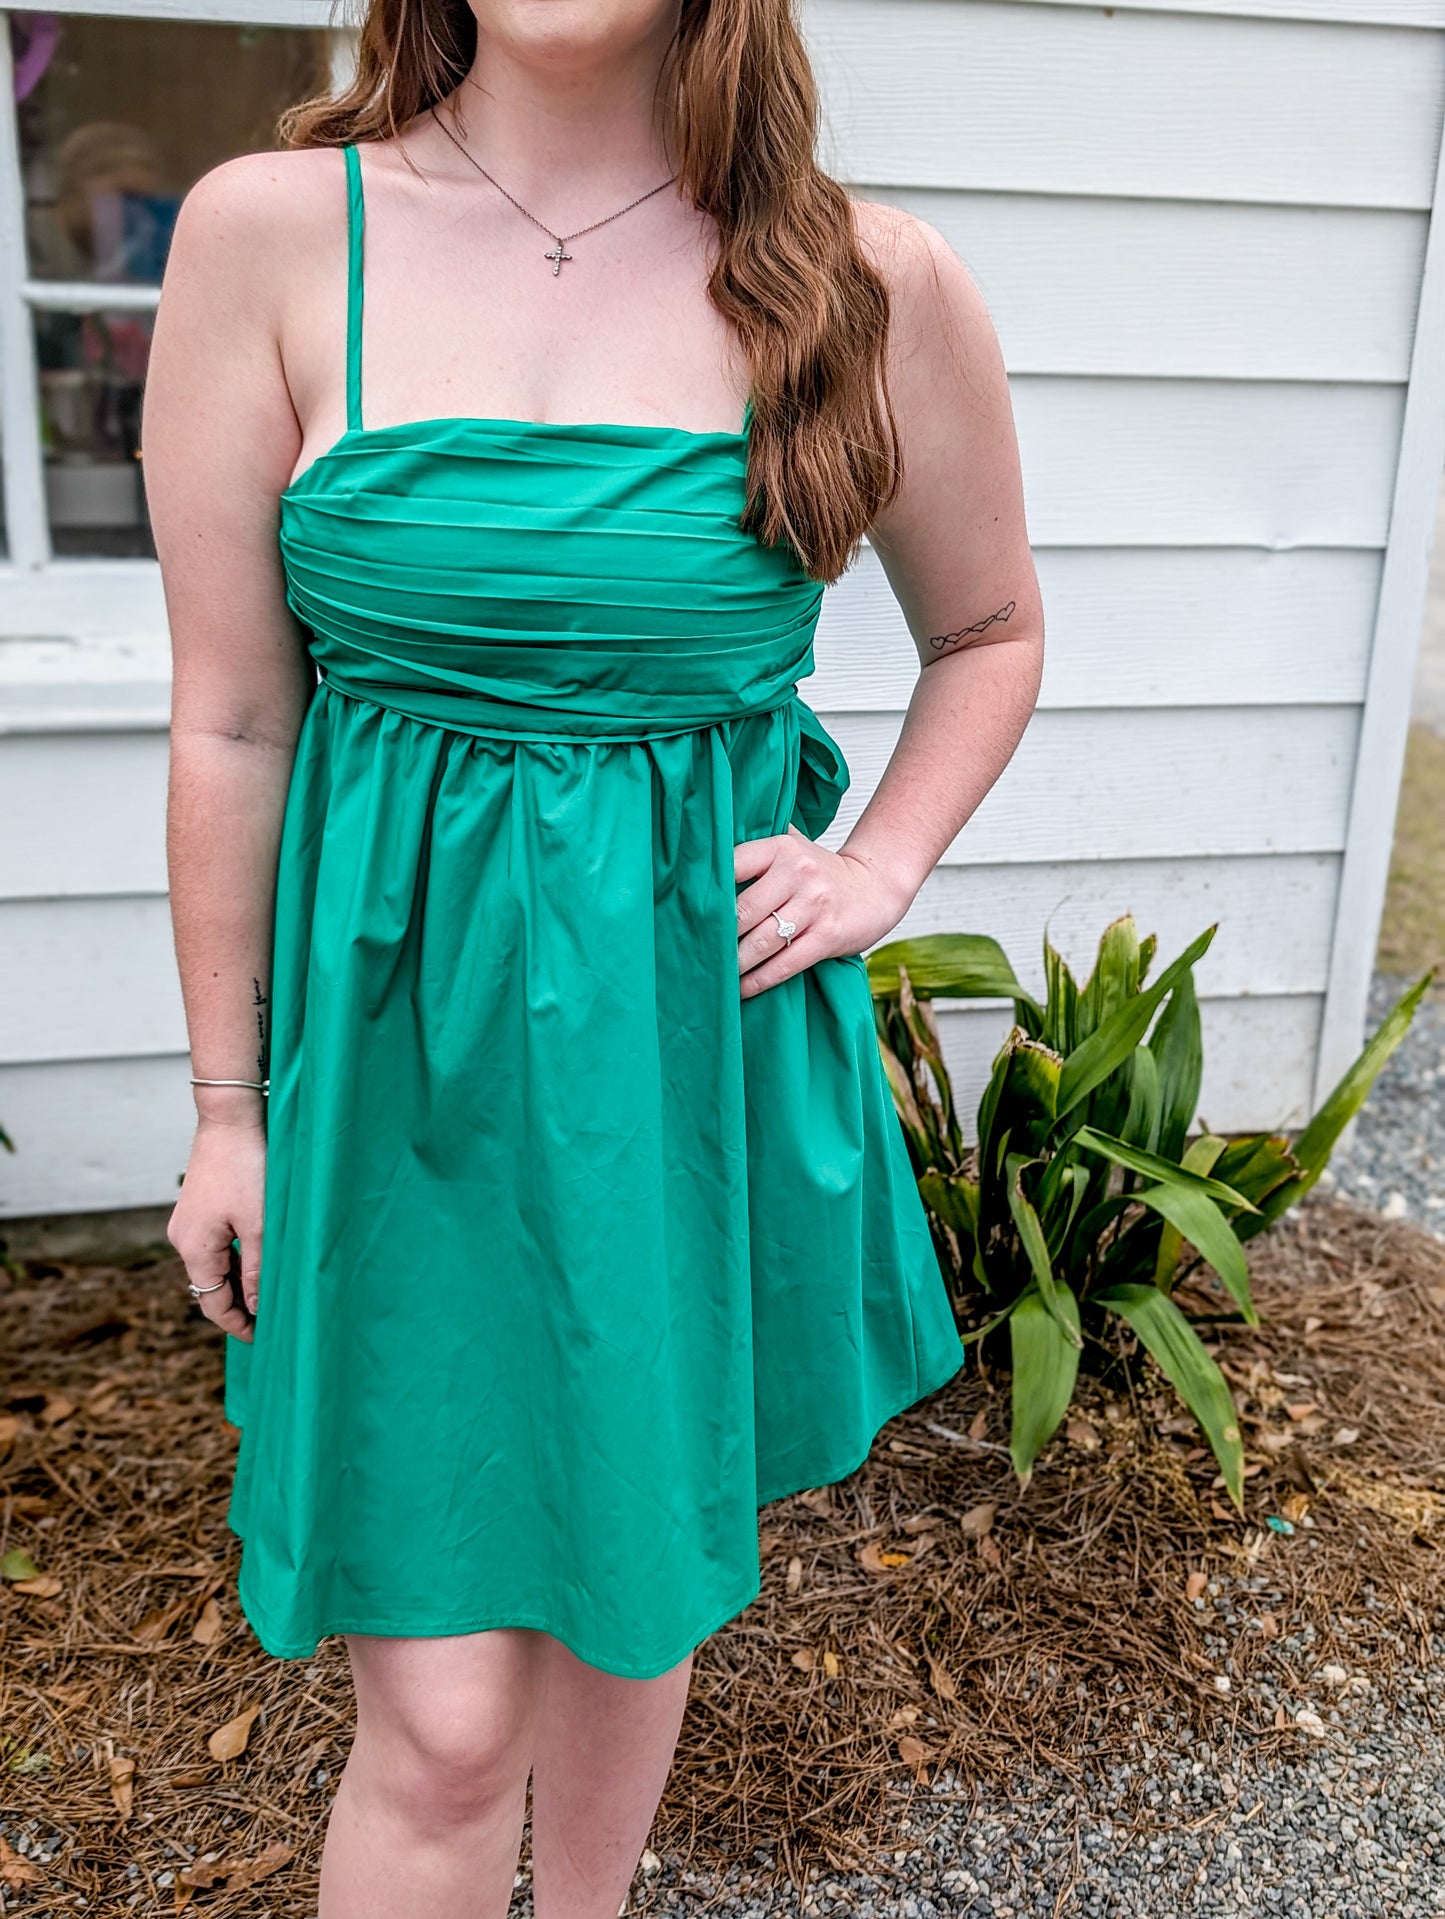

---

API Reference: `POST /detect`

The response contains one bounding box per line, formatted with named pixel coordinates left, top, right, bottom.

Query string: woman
left=143, top=0, right=1043, bottom=1911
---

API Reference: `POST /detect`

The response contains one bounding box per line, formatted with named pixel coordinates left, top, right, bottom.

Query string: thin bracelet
left=191, top=1076, right=270, bottom=1095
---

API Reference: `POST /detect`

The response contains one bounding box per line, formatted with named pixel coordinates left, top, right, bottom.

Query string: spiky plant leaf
left=1095, top=1282, right=1246, bottom=1509
left=1148, top=966, right=1203, bottom=1164
left=1237, top=970, right=1435, bottom=1239
left=1009, top=1279, right=1083, bottom=1484
left=866, top=934, right=1036, bottom=1013
left=1154, top=1134, right=1229, bottom=1291
left=1057, top=926, right=1217, bottom=1118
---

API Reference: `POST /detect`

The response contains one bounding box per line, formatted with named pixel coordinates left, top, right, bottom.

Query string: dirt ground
left=3, top=1195, right=1444, bottom=1916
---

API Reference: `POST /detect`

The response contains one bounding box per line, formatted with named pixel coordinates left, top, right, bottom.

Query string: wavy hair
left=279, top=0, right=901, bottom=581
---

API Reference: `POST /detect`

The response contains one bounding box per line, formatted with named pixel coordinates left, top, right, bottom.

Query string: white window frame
left=0, top=0, right=348, bottom=573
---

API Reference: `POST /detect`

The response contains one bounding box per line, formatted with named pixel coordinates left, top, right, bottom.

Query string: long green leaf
left=1042, top=934, right=1080, bottom=1055
left=1241, top=969, right=1434, bottom=1238
left=1073, top=1125, right=1259, bottom=1212
left=1154, top=1134, right=1228, bottom=1291
left=1056, top=925, right=1217, bottom=1118
left=1095, top=1282, right=1246, bottom=1510
left=1129, top=1181, right=1257, bottom=1322
left=1148, top=966, right=1203, bottom=1163
left=866, top=934, right=1038, bottom=1013
left=1005, top=1152, right=1081, bottom=1343
left=1079, top=915, right=1143, bottom=1041
left=1008, top=1280, right=1083, bottom=1483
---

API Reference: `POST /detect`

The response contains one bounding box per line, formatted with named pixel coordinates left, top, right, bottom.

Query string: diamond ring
left=771, top=911, right=797, bottom=946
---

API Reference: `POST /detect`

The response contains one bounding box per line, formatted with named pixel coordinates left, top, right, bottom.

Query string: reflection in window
left=10, top=12, right=334, bottom=557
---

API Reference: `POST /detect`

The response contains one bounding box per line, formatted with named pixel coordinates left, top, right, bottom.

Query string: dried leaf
left=900, top=1512, right=938, bottom=1534
left=821, top=1650, right=841, bottom=1679
left=0, top=1836, right=43, bottom=1889
left=925, top=1651, right=958, bottom=1701
left=906, top=1532, right=938, bottom=1562
left=39, top=1394, right=76, bottom=1426
left=207, top=1702, right=261, bottom=1762
left=978, top=1534, right=1003, bottom=1567
left=192, top=1597, right=223, bottom=1645
left=896, top=1734, right=931, bottom=1783
left=959, top=1501, right=996, bottom=1539
left=167, top=1766, right=213, bottom=1789
left=1185, top=1570, right=1208, bottom=1603
left=1066, top=1417, right=1100, bottom=1451
left=13, top=1575, right=62, bottom=1598
left=109, top=1754, right=135, bottom=1819
left=133, top=1602, right=188, bottom=1645
left=785, top=1556, right=803, bottom=1594
left=1, top=1549, right=41, bottom=1582
left=0, top=1414, right=20, bottom=1449
left=885, top=1705, right=920, bottom=1732
left=856, top=1542, right=910, bottom=1573
left=178, top=1842, right=292, bottom=1893
left=967, top=1408, right=989, bottom=1441
left=791, top=1648, right=815, bottom=1672
left=1284, top=1402, right=1318, bottom=1422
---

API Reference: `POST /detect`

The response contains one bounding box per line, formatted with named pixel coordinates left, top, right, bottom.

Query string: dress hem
left=226, top=1338, right=967, bottom=1682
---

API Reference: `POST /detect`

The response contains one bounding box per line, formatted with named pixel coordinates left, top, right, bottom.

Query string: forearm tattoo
left=926, top=601, right=1017, bottom=654
left=252, top=977, right=270, bottom=1081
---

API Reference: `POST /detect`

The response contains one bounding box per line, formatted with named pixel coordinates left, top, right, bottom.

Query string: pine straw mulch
left=2, top=1193, right=1444, bottom=1916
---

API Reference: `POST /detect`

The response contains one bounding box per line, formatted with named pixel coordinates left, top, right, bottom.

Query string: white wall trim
left=1314, top=109, right=1445, bottom=1104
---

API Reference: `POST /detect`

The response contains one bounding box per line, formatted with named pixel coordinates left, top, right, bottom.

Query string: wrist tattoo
left=252, top=977, right=270, bottom=1081
left=926, top=601, right=1016, bottom=653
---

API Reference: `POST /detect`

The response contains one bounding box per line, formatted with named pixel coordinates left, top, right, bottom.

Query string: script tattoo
left=926, top=601, right=1017, bottom=654
left=252, top=977, right=270, bottom=1082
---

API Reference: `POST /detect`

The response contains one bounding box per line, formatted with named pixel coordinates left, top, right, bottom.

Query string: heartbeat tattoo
left=926, top=601, right=1017, bottom=653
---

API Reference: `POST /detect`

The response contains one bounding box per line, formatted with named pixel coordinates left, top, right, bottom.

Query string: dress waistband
left=313, top=668, right=852, bottom=840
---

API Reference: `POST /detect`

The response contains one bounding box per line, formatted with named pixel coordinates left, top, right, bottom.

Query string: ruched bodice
left=278, top=415, right=851, bottom=831
left=222, top=140, right=965, bottom=1679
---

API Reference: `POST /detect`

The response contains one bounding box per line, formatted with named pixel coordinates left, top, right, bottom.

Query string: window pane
left=36, top=306, right=150, bottom=559
left=10, top=14, right=335, bottom=559
left=17, top=15, right=334, bottom=285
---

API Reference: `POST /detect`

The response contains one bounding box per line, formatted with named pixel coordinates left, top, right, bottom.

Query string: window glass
left=11, top=13, right=335, bottom=557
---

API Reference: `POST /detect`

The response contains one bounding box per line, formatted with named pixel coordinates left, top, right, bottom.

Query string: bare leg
left=318, top=1628, right=544, bottom=1919
left=529, top=1639, right=695, bottom=1919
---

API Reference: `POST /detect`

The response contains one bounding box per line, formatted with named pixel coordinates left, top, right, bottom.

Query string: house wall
left=3, top=0, right=1444, bottom=1213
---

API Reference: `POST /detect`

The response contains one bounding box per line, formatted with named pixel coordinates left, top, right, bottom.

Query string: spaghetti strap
left=343, top=143, right=365, bottom=432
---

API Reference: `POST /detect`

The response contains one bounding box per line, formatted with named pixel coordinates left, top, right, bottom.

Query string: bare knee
left=346, top=1633, right=539, bottom=1840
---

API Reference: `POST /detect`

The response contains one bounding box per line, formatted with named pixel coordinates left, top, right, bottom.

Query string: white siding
left=800, top=0, right=1445, bottom=1139
left=3, top=0, right=1445, bottom=1213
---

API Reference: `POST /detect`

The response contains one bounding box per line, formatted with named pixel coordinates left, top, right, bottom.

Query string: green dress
left=224, top=140, right=965, bottom=1679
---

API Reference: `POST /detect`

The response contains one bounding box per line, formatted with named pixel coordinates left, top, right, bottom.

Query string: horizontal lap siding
left=798, top=0, right=1444, bottom=1152
left=3, top=0, right=1443, bottom=1212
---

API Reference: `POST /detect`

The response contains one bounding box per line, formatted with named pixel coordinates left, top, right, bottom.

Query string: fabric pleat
left=223, top=147, right=965, bottom=1680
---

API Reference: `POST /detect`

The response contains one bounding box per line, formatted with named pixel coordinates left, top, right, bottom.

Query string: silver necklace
left=429, top=104, right=678, bottom=277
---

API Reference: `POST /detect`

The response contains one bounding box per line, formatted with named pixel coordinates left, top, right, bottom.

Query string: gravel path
left=619, top=1583, right=1445, bottom=1918
left=1321, top=971, right=1445, bottom=1243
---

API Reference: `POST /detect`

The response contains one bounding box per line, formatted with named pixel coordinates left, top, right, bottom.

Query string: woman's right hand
left=168, top=1109, right=267, bottom=1344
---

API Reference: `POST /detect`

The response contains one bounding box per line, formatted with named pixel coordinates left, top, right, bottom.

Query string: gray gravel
left=617, top=1578, right=1445, bottom=1918
left=1321, top=970, right=1444, bottom=1243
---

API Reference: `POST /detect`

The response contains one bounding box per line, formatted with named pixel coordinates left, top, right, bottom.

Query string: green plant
left=869, top=917, right=1432, bottom=1510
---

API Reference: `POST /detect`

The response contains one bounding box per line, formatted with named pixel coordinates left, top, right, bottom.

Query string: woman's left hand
left=734, top=825, right=908, bottom=998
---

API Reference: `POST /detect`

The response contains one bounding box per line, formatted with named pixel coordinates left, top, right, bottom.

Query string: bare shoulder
left=847, top=197, right=1004, bottom=415
left=163, top=146, right=348, bottom=308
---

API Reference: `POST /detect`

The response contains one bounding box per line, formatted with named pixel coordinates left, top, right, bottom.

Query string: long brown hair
left=279, top=0, right=901, bottom=582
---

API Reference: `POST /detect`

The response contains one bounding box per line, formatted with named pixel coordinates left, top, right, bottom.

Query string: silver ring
left=188, top=1277, right=231, bottom=1300
left=771, top=911, right=797, bottom=946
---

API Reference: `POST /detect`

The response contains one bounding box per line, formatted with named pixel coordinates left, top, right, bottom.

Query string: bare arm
left=143, top=152, right=320, bottom=1338
left=735, top=208, right=1043, bottom=991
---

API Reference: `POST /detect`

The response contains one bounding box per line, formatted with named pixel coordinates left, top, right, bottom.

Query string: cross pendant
left=544, top=241, right=574, bottom=276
